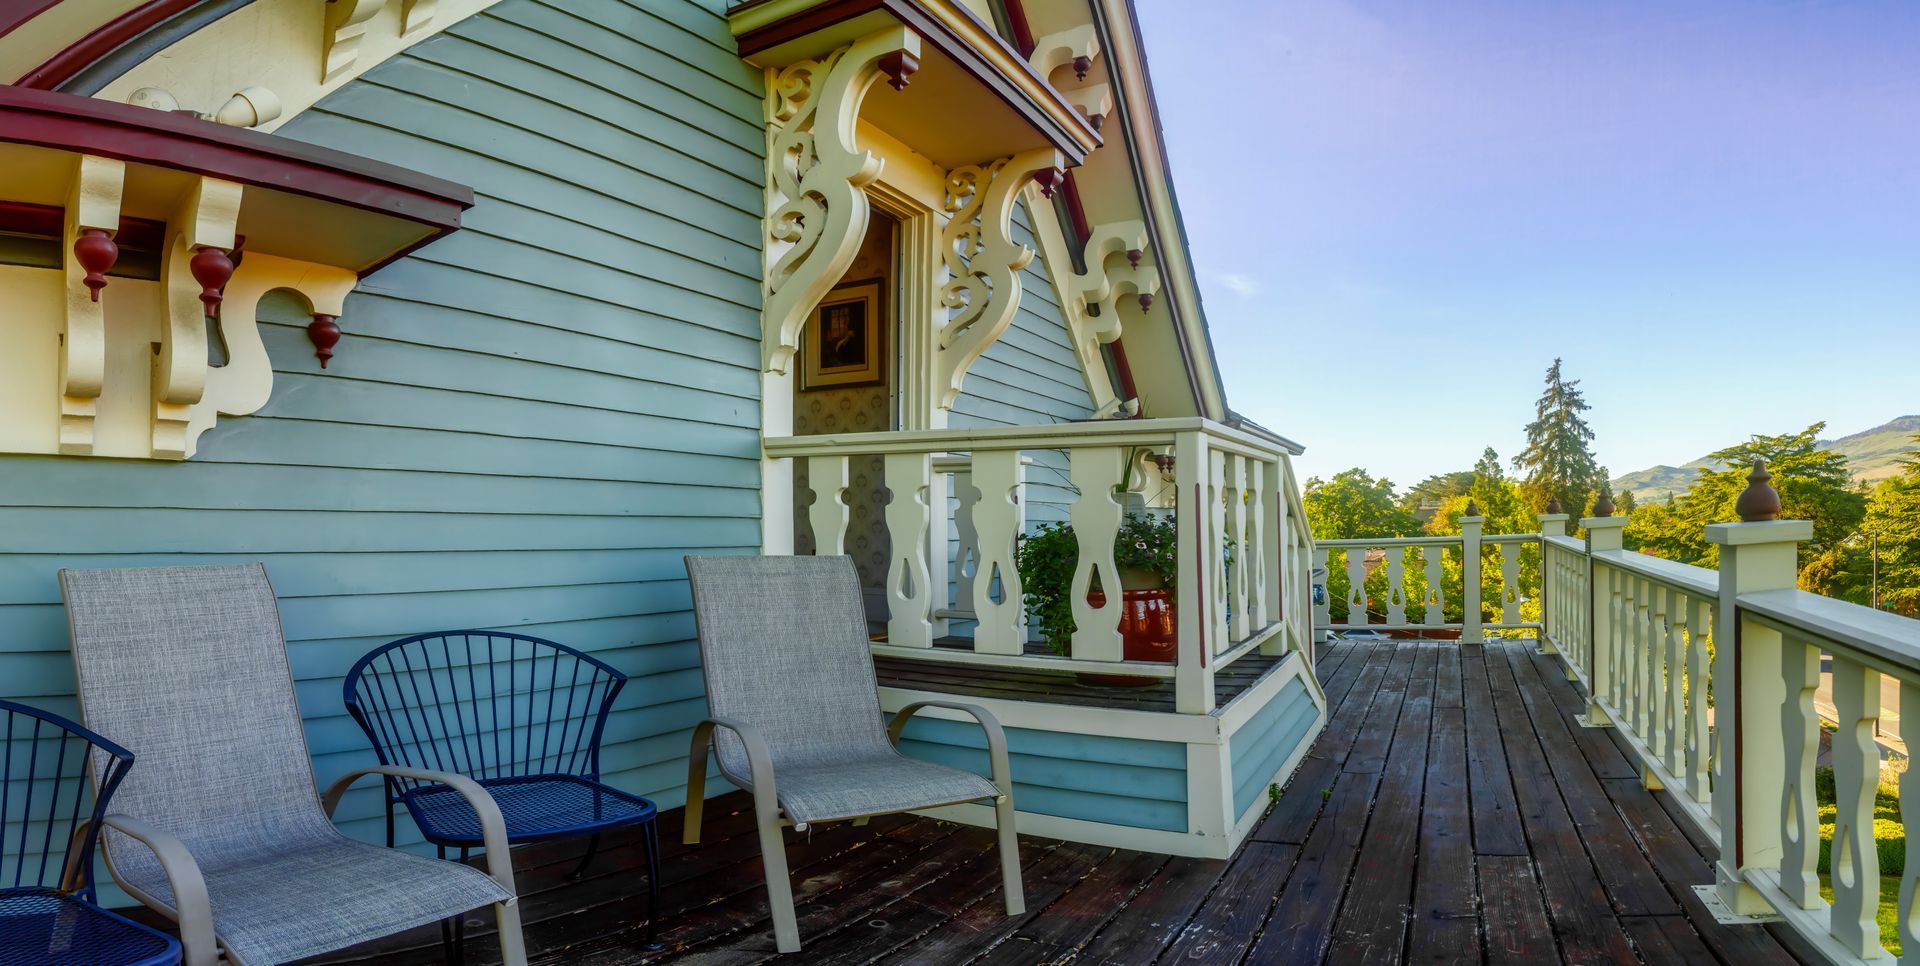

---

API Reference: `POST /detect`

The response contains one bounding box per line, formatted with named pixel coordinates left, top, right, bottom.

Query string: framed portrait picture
left=801, top=279, right=885, bottom=390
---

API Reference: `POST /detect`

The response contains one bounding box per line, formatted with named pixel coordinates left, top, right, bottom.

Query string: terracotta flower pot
left=1078, top=583, right=1176, bottom=688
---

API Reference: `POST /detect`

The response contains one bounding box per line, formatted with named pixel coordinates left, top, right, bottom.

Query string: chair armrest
left=321, top=766, right=519, bottom=900
left=690, top=716, right=782, bottom=823
left=100, top=814, right=219, bottom=966
left=887, top=701, right=1013, bottom=800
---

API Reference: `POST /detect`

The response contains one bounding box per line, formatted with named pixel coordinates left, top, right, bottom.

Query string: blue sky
left=1134, top=0, right=1920, bottom=489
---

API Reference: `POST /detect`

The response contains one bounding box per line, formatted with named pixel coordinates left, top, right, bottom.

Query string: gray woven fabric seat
left=61, top=564, right=527, bottom=966
left=682, top=555, right=1025, bottom=953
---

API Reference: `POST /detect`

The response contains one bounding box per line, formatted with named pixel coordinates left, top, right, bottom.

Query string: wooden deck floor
left=299, top=639, right=1804, bottom=965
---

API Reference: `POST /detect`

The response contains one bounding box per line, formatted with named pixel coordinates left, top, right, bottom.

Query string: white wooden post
left=1173, top=430, right=1215, bottom=714
left=1460, top=512, right=1484, bottom=644
left=1705, top=498, right=1811, bottom=915
left=1582, top=512, right=1626, bottom=727
left=1537, top=512, right=1569, bottom=654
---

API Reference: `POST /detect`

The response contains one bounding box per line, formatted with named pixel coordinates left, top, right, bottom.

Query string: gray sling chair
left=59, top=564, right=528, bottom=966
left=682, top=554, right=1025, bottom=953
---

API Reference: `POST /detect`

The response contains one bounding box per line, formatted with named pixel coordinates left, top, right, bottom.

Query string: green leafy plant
left=1016, top=513, right=1178, bottom=654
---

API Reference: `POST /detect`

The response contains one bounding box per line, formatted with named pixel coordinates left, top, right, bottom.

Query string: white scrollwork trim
left=1070, top=220, right=1160, bottom=344
left=934, top=147, right=1063, bottom=409
left=761, top=26, right=920, bottom=375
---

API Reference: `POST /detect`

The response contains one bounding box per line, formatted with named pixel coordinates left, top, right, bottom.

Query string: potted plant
left=1016, top=513, right=1179, bottom=686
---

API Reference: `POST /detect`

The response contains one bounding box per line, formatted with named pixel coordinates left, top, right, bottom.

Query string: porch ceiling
left=729, top=0, right=1100, bottom=168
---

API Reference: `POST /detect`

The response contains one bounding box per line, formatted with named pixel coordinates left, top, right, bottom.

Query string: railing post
left=1537, top=510, right=1569, bottom=656
left=1705, top=463, right=1812, bottom=916
left=1460, top=511, right=1484, bottom=644
left=1173, top=430, right=1216, bottom=714
left=1581, top=509, right=1626, bottom=726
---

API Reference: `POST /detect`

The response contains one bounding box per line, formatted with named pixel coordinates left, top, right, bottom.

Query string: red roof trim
left=0, top=86, right=473, bottom=234
left=14, top=0, right=201, bottom=90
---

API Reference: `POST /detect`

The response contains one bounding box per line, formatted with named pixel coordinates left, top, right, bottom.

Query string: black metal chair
left=343, top=631, right=660, bottom=958
left=0, top=698, right=181, bottom=966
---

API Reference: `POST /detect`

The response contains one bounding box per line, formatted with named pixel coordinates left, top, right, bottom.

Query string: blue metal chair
left=343, top=631, right=660, bottom=956
left=0, top=699, right=180, bottom=966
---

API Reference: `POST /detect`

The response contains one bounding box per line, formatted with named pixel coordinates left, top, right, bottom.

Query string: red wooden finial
left=1138, top=292, right=1153, bottom=311
left=308, top=314, right=342, bottom=368
left=1735, top=460, right=1782, bottom=522
left=74, top=229, right=117, bottom=302
left=1127, top=248, right=1143, bottom=269
left=1545, top=497, right=1562, bottom=514
left=1032, top=167, right=1063, bottom=199
left=1072, top=55, right=1093, bottom=81
left=1465, top=499, right=1480, bottom=517
left=1592, top=489, right=1616, bottom=517
left=879, top=50, right=919, bottom=91
left=189, top=246, right=233, bottom=318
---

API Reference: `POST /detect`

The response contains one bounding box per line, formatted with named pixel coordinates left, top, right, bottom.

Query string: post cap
left=1590, top=490, right=1615, bottom=517
left=1465, top=499, right=1480, bottom=517
left=1734, top=460, right=1783, bottom=522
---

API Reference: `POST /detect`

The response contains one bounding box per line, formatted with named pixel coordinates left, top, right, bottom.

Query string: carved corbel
left=1068, top=221, right=1160, bottom=344
left=59, top=155, right=125, bottom=456
left=322, top=0, right=388, bottom=83
left=761, top=26, right=921, bottom=375
left=934, top=147, right=1065, bottom=409
left=400, top=0, right=435, bottom=36
left=184, top=254, right=357, bottom=456
left=155, top=177, right=242, bottom=459
left=1029, top=26, right=1109, bottom=129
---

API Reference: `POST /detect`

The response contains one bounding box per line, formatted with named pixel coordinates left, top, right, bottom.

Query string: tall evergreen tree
left=1513, top=358, right=1603, bottom=515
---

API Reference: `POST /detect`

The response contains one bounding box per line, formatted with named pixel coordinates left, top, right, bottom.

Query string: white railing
left=763, top=417, right=1314, bottom=714
left=1312, top=517, right=1541, bottom=641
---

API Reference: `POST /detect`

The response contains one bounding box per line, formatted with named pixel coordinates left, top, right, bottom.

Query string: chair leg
left=641, top=819, right=663, bottom=950
left=568, top=832, right=602, bottom=880
left=386, top=803, right=396, bottom=849
left=994, top=794, right=1025, bottom=916
left=683, top=764, right=707, bottom=845
left=493, top=898, right=528, bottom=966
left=753, top=798, right=801, bottom=953
left=453, top=847, right=470, bottom=966
left=437, top=845, right=456, bottom=961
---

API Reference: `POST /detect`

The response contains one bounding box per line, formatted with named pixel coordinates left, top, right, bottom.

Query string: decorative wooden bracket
left=183, top=254, right=357, bottom=456
left=155, top=177, right=242, bottom=459
left=934, top=146, right=1064, bottom=409
left=322, top=0, right=389, bottom=83
left=59, top=155, right=125, bottom=456
left=761, top=26, right=921, bottom=375
left=1068, top=220, right=1160, bottom=344
left=400, top=0, right=436, bottom=36
left=1029, top=26, right=1111, bottom=130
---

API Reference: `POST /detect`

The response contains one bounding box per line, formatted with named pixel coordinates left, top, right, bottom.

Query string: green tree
left=1805, top=434, right=1920, bottom=615
left=1513, top=358, right=1603, bottom=516
left=1400, top=470, right=1476, bottom=513
left=1302, top=469, right=1422, bottom=541
left=1627, top=424, right=1867, bottom=572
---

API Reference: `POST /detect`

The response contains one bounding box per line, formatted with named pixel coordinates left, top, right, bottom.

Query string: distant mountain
left=1611, top=416, right=1920, bottom=503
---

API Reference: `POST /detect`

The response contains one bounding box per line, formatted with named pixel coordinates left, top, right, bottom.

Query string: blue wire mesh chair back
left=0, top=699, right=134, bottom=900
left=343, top=632, right=628, bottom=798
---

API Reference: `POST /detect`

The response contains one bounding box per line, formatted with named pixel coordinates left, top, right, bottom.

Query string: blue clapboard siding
left=891, top=716, right=1187, bottom=833
left=0, top=0, right=763, bottom=867
left=1229, top=676, right=1320, bottom=817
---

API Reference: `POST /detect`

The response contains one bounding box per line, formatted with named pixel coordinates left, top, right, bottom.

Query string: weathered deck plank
left=273, top=640, right=1804, bottom=966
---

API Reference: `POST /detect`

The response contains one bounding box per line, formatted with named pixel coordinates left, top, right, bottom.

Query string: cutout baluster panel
left=968, top=449, right=1026, bottom=655
left=1227, top=453, right=1252, bottom=643
left=807, top=455, right=851, bottom=555
left=1780, top=630, right=1822, bottom=909
left=1067, top=445, right=1125, bottom=662
left=883, top=452, right=934, bottom=648
left=1827, top=652, right=1883, bottom=956
left=1383, top=546, right=1407, bottom=626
